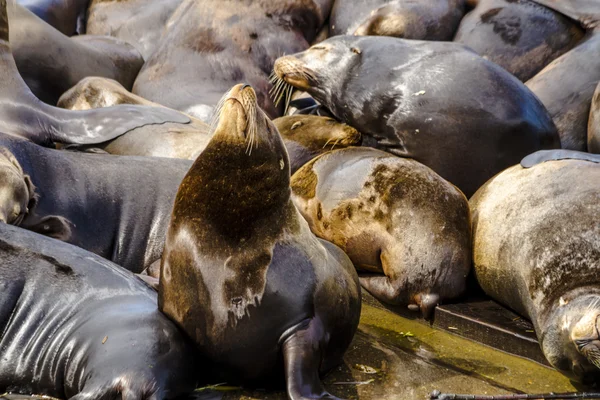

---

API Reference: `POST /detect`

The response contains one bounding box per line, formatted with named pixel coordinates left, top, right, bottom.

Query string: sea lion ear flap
left=21, top=215, right=73, bottom=242
left=23, top=175, right=39, bottom=213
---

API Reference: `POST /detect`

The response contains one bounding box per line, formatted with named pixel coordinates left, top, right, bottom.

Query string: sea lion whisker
left=330, top=138, right=342, bottom=150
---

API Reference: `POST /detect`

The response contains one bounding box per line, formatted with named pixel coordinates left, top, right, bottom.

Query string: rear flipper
left=282, top=318, right=342, bottom=400
left=359, top=274, right=401, bottom=305
left=70, top=375, right=159, bottom=400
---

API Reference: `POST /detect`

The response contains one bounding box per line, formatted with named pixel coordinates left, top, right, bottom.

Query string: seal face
left=159, top=84, right=361, bottom=399
left=454, top=0, right=584, bottom=82
left=470, top=150, right=600, bottom=382
left=291, top=147, right=471, bottom=318
left=273, top=35, right=559, bottom=197
left=331, top=0, right=465, bottom=40
left=0, top=223, right=201, bottom=399
left=274, top=115, right=361, bottom=174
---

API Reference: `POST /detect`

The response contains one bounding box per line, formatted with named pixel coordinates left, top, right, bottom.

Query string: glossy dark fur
left=0, top=223, right=200, bottom=399
left=274, top=36, right=559, bottom=197
left=0, top=0, right=190, bottom=146
left=0, top=134, right=192, bottom=272
left=471, top=150, right=600, bottom=383
left=159, top=84, right=361, bottom=400
left=454, top=0, right=584, bottom=82
left=17, top=0, right=89, bottom=35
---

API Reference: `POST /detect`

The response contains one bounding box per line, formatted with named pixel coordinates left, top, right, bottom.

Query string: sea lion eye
left=351, top=47, right=361, bottom=55
left=291, top=121, right=303, bottom=130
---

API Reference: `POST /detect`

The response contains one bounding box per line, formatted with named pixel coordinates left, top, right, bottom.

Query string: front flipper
left=282, top=318, right=342, bottom=400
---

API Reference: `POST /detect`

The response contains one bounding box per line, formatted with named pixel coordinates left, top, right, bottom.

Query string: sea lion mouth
left=272, top=57, right=318, bottom=112
left=212, top=84, right=259, bottom=154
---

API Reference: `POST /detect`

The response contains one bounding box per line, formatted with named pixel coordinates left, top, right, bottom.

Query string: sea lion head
left=0, top=147, right=35, bottom=226
left=541, top=293, right=600, bottom=383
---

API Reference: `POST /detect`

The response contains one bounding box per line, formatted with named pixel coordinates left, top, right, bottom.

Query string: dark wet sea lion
left=133, top=0, right=333, bottom=122
left=10, top=3, right=143, bottom=105
left=86, top=0, right=184, bottom=60
left=330, top=0, right=465, bottom=40
left=0, top=223, right=201, bottom=399
left=0, top=133, right=192, bottom=273
left=274, top=35, right=559, bottom=197
left=159, top=84, right=361, bottom=399
left=275, top=115, right=361, bottom=174
left=589, top=81, right=600, bottom=153
left=0, top=0, right=190, bottom=146
left=454, top=0, right=584, bottom=82
left=59, top=77, right=212, bottom=159
left=291, top=147, right=471, bottom=317
left=471, top=150, right=600, bottom=383
left=17, top=0, right=89, bottom=35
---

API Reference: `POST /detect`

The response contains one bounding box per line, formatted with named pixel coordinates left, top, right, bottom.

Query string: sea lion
left=470, top=149, right=600, bottom=383
left=0, top=0, right=190, bottom=146
left=453, top=0, right=584, bottom=82
left=86, top=0, right=185, bottom=60
left=0, top=223, right=201, bottom=399
left=10, top=3, right=143, bottom=105
left=273, top=35, right=559, bottom=197
left=330, top=0, right=465, bottom=40
left=59, top=77, right=212, bottom=159
left=133, top=0, right=334, bottom=122
left=291, top=147, right=471, bottom=317
left=0, top=133, right=192, bottom=273
left=589, top=81, right=600, bottom=153
left=275, top=115, right=361, bottom=174
left=158, top=84, right=361, bottom=399
left=17, top=0, right=89, bottom=35
left=525, top=3, right=600, bottom=151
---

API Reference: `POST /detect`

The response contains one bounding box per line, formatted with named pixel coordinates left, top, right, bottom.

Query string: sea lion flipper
left=48, top=104, right=191, bottom=145
left=282, top=318, right=342, bottom=400
left=359, top=275, right=400, bottom=305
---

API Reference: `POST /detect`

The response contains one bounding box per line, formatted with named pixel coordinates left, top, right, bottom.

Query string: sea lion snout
left=274, top=56, right=316, bottom=91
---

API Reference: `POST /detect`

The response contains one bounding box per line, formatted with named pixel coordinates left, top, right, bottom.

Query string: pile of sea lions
left=0, top=0, right=599, bottom=398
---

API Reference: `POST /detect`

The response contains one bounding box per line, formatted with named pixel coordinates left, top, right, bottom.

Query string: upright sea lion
left=525, top=2, right=600, bottom=151
left=0, top=133, right=192, bottom=273
left=454, top=0, right=584, bottom=82
left=471, top=149, right=600, bottom=383
left=17, top=0, right=89, bottom=35
left=275, top=115, right=361, bottom=174
left=86, top=0, right=185, bottom=60
left=273, top=35, right=559, bottom=197
left=589, top=81, right=600, bottom=153
left=0, top=0, right=190, bottom=146
left=59, top=77, right=212, bottom=159
left=10, top=3, right=143, bottom=105
left=133, top=0, right=334, bottom=122
left=330, top=0, right=465, bottom=40
left=291, top=147, right=471, bottom=317
left=159, top=84, right=361, bottom=399
left=0, top=223, right=201, bottom=399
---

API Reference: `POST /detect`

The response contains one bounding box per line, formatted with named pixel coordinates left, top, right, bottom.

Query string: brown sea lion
left=133, top=0, right=334, bottom=123
left=471, top=149, right=600, bottom=383
left=589, top=81, right=600, bottom=153
left=158, top=84, right=361, bottom=399
left=454, top=0, right=584, bottom=82
left=273, top=35, right=559, bottom=197
left=10, top=2, right=143, bottom=105
left=525, top=2, right=600, bottom=151
left=291, top=147, right=471, bottom=318
left=17, top=0, right=89, bottom=35
left=275, top=115, right=361, bottom=174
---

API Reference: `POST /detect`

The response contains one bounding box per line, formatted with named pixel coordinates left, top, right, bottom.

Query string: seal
left=86, top=0, right=185, bottom=60
left=273, top=35, right=559, bottom=197
left=158, top=84, right=361, bottom=399
left=0, top=222, right=201, bottom=399
left=59, top=77, right=212, bottom=159
left=589, top=81, right=600, bottom=153
left=470, top=149, right=600, bottom=383
left=331, top=0, right=465, bottom=40
left=453, top=0, right=584, bottom=82
left=17, top=0, right=89, bottom=35
left=525, top=2, right=600, bottom=151
left=0, top=133, right=193, bottom=273
left=274, top=115, right=361, bottom=174
left=291, top=147, right=471, bottom=318
left=133, top=0, right=333, bottom=122
left=0, top=0, right=190, bottom=146
left=10, top=2, right=143, bottom=105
